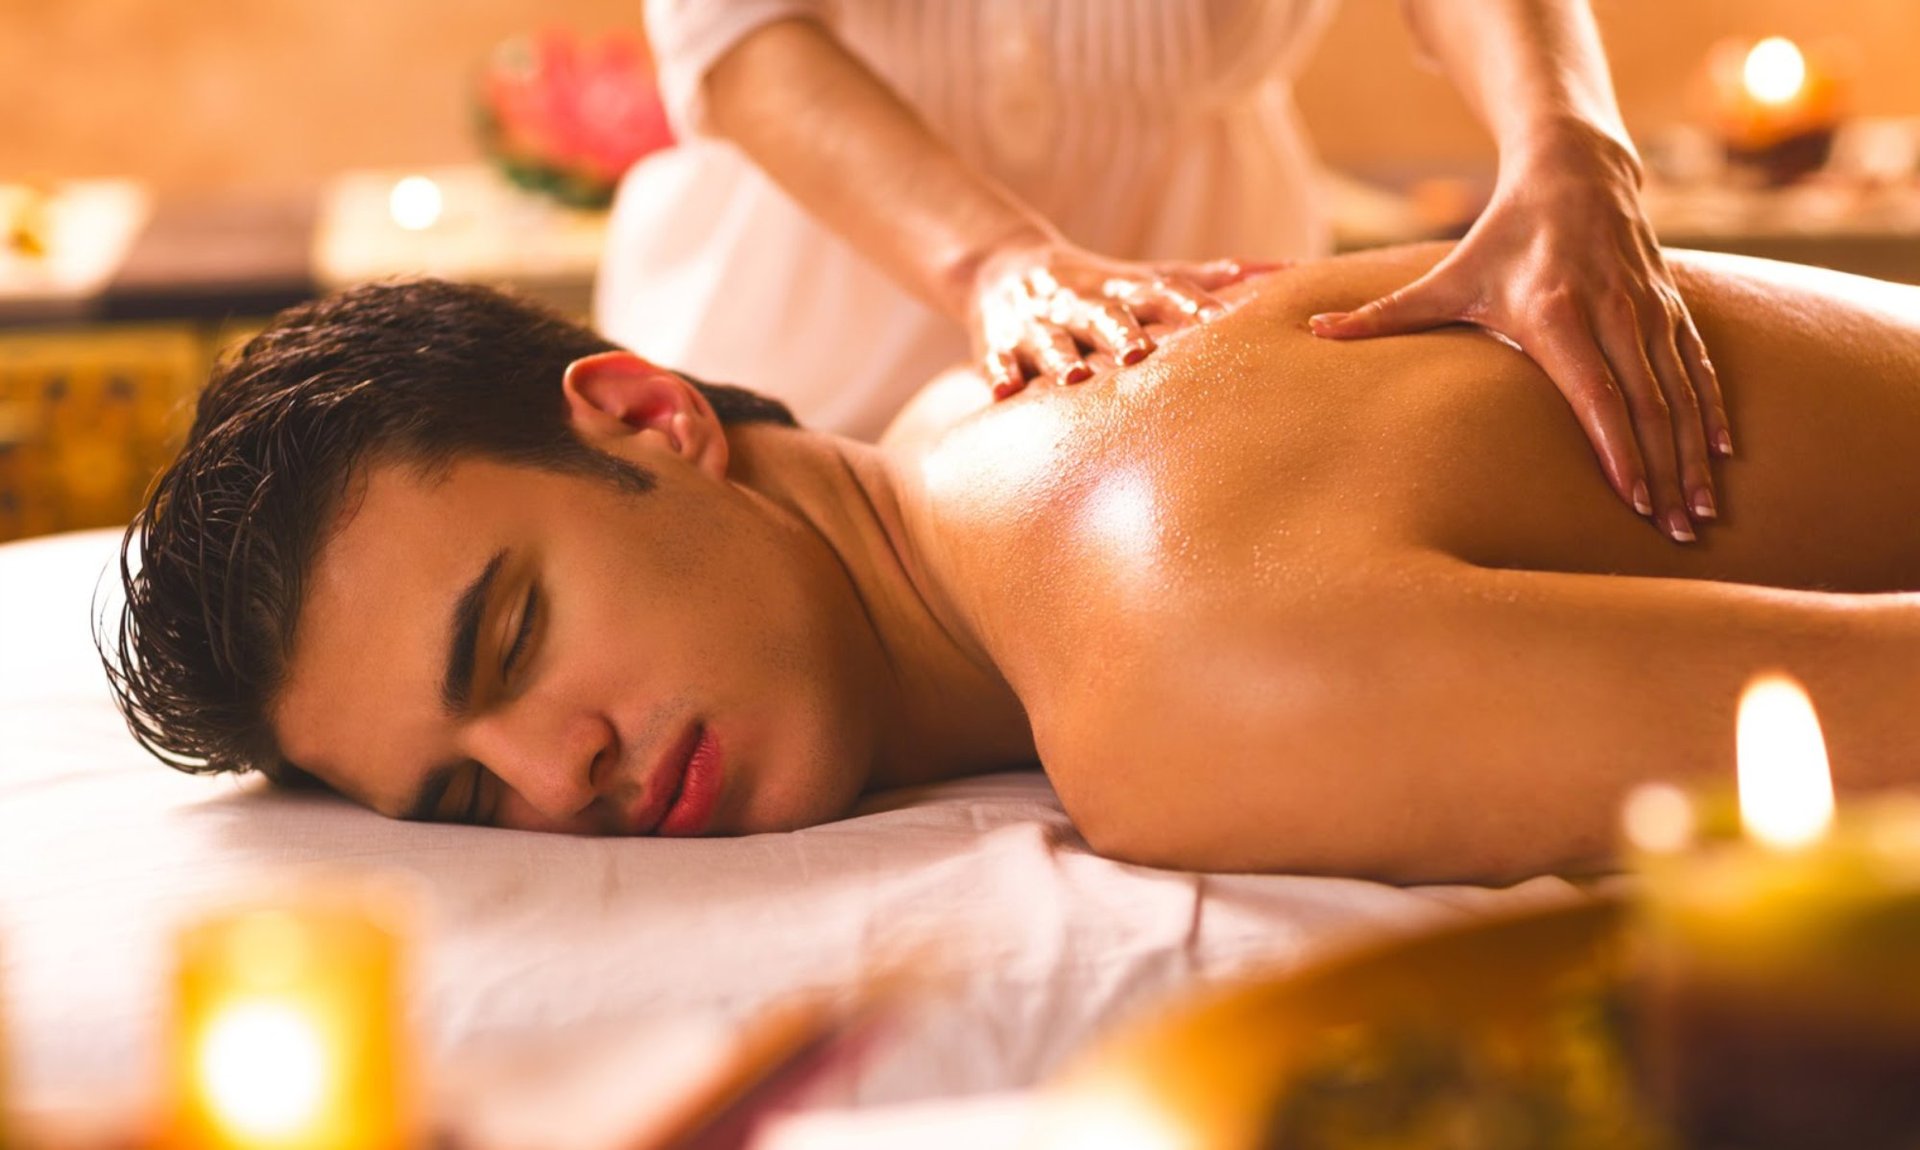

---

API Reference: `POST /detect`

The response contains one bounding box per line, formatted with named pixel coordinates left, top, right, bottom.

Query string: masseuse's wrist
left=1503, top=113, right=1644, bottom=194
left=940, top=221, right=1062, bottom=321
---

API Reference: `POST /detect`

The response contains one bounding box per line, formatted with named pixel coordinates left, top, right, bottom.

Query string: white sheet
left=0, top=528, right=1588, bottom=1113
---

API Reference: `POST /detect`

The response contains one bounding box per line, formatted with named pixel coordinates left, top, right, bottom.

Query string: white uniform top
left=597, top=0, right=1339, bottom=439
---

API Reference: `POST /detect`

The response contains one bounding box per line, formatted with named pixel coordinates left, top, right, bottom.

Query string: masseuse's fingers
left=1678, top=311, right=1733, bottom=459
left=1308, top=274, right=1465, bottom=340
left=1047, top=291, right=1154, bottom=368
left=1524, top=311, right=1653, bottom=523
left=1593, top=301, right=1694, bottom=542
left=985, top=348, right=1026, bottom=400
left=1108, top=276, right=1228, bottom=326
left=1022, top=320, right=1092, bottom=386
left=977, top=246, right=1279, bottom=405
left=1082, top=348, right=1121, bottom=375
left=1641, top=299, right=1716, bottom=522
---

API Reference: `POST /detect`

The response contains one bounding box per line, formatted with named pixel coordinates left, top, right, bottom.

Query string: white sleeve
left=645, top=0, right=832, bottom=139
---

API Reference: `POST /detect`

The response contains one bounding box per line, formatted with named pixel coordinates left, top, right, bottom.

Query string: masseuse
left=598, top=0, right=1727, bottom=543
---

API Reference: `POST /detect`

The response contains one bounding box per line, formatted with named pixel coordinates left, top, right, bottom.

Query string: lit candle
left=388, top=176, right=444, bottom=232
left=1705, top=36, right=1846, bottom=184
left=1627, top=673, right=1920, bottom=1149
left=162, top=883, right=416, bottom=1150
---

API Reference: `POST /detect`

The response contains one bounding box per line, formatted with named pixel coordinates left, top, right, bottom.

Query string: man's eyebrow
left=443, top=548, right=508, bottom=716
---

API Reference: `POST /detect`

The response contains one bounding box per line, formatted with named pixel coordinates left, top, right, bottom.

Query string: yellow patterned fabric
left=0, top=323, right=246, bottom=541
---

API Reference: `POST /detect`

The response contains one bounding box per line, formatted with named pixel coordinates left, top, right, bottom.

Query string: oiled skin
left=889, top=243, right=1920, bottom=882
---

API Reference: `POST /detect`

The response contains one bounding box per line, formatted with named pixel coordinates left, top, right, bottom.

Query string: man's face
left=272, top=428, right=883, bottom=837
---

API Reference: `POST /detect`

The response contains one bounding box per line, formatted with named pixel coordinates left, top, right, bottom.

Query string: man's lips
left=656, top=726, right=722, bottom=837
left=627, top=722, right=704, bottom=836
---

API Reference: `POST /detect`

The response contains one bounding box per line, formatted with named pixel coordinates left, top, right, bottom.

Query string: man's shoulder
left=878, top=366, right=993, bottom=458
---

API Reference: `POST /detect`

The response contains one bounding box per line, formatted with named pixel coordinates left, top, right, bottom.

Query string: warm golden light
left=1624, top=782, right=1697, bottom=855
left=165, top=887, right=412, bottom=1150
left=1042, top=1087, right=1192, bottom=1150
left=1742, top=37, right=1807, bottom=107
left=388, top=176, right=443, bottom=231
left=1736, top=674, right=1835, bottom=850
left=199, top=1000, right=330, bottom=1138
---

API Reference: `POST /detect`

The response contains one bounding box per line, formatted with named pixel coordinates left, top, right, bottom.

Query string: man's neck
left=724, top=423, right=1035, bottom=788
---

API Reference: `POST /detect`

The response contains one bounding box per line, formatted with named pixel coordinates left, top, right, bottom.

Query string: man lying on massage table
left=104, top=243, right=1920, bottom=885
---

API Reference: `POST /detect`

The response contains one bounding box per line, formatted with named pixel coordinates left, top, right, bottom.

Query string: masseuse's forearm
left=704, top=18, right=1054, bottom=320
left=1400, top=0, right=1636, bottom=167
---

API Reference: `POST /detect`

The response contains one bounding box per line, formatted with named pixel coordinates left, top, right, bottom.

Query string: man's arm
left=1051, top=552, right=1920, bottom=885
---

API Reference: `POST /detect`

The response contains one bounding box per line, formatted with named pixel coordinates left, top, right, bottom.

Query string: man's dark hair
left=100, top=277, right=796, bottom=785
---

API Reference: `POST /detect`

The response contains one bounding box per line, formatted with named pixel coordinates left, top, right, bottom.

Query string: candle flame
left=1736, top=673, right=1834, bottom=850
left=1743, top=37, right=1807, bottom=107
left=198, top=999, right=330, bottom=1138
left=389, top=175, right=443, bottom=231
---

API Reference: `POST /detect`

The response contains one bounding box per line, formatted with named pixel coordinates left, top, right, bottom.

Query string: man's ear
left=562, top=351, right=729, bottom=479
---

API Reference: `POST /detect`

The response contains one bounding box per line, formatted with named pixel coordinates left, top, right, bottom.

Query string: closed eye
left=503, top=582, right=539, bottom=678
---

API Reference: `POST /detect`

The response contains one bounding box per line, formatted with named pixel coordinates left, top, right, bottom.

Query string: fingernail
left=1691, top=487, right=1717, bottom=519
left=1714, top=429, right=1734, bottom=457
left=992, top=380, right=1025, bottom=401
left=1119, top=340, right=1153, bottom=365
left=1665, top=510, right=1696, bottom=543
left=1631, top=481, right=1653, bottom=517
left=1061, top=363, right=1093, bottom=385
left=1309, top=312, right=1343, bottom=333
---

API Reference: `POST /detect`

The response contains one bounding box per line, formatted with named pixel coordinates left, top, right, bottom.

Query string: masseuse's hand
left=1309, top=127, right=1730, bottom=544
left=972, top=240, right=1277, bottom=400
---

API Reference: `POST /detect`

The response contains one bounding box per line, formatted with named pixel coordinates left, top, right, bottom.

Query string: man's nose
left=461, top=700, right=616, bottom=827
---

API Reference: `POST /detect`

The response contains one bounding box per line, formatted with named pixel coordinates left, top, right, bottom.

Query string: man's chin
left=745, top=771, right=869, bottom=834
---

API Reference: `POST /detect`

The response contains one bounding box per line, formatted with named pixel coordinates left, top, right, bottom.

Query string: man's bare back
left=888, top=244, right=1920, bottom=882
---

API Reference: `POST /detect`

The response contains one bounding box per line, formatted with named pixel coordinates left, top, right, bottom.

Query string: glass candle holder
left=1703, top=36, right=1848, bottom=185
left=161, top=879, right=417, bottom=1150
left=1623, top=678, right=1920, bottom=1150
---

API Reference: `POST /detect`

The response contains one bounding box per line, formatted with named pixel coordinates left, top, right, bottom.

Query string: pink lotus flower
left=478, top=30, right=675, bottom=207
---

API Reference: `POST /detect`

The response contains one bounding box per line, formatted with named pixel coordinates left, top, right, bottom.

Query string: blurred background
left=6, top=0, right=1919, bottom=197
left=4, top=0, right=1919, bottom=541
